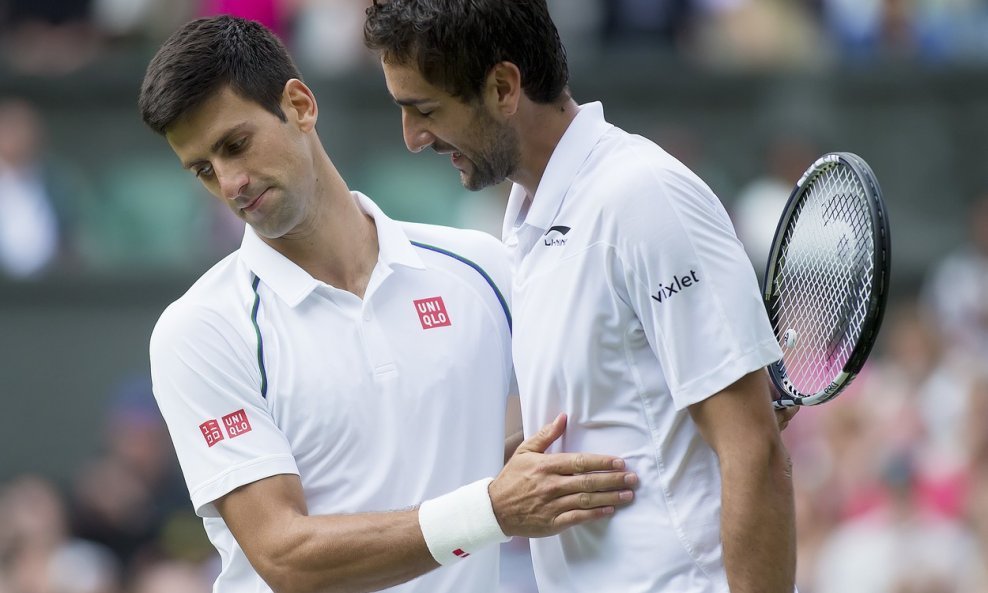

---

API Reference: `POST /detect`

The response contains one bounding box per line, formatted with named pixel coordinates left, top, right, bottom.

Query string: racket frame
left=763, top=152, right=891, bottom=407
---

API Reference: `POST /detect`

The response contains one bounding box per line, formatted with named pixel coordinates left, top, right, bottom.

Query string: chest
left=255, top=273, right=510, bottom=454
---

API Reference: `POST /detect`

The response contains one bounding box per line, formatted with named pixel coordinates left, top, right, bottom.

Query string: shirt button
left=505, top=235, right=519, bottom=247
left=363, top=311, right=372, bottom=321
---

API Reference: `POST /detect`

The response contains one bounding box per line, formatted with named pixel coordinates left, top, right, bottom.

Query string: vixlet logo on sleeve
left=651, top=270, right=700, bottom=303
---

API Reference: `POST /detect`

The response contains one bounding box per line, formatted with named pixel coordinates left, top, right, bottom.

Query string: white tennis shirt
left=150, top=192, right=513, bottom=593
left=502, top=103, right=782, bottom=593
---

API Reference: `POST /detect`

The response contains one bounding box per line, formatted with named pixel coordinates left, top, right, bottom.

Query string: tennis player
left=365, top=1, right=797, bottom=592
left=140, top=16, right=637, bottom=593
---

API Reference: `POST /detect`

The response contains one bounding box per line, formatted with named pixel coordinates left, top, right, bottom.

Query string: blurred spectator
left=128, top=560, right=211, bottom=593
left=852, top=301, right=981, bottom=518
left=732, top=130, right=821, bottom=274
left=813, top=450, right=985, bottom=593
left=47, top=540, right=120, bottom=593
left=89, top=0, right=196, bottom=44
left=0, top=0, right=100, bottom=74
left=293, top=0, right=369, bottom=76
left=197, top=0, right=299, bottom=43
left=0, top=476, right=121, bottom=593
left=821, top=0, right=949, bottom=61
left=689, top=0, right=831, bottom=70
left=921, top=193, right=988, bottom=361
left=0, top=99, right=62, bottom=279
left=68, top=376, right=192, bottom=569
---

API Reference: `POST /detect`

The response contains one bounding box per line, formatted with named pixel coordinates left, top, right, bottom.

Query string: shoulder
left=591, top=129, right=719, bottom=211
left=151, top=252, right=253, bottom=354
left=401, top=221, right=511, bottom=287
left=584, top=132, right=729, bottom=241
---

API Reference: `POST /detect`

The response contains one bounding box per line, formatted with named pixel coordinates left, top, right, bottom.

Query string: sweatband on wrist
left=418, top=477, right=510, bottom=564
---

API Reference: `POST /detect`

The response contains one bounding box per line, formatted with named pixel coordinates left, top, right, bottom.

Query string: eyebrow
left=181, top=122, right=251, bottom=169
left=392, top=96, right=435, bottom=107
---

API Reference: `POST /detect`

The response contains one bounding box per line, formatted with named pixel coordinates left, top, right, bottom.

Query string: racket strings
left=770, top=164, right=875, bottom=395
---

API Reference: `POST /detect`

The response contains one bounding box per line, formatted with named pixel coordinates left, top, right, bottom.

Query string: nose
left=216, top=162, right=249, bottom=201
left=402, top=111, right=434, bottom=154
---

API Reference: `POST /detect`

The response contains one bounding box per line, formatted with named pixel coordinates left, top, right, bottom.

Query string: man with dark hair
left=141, top=15, right=637, bottom=593
left=365, top=1, right=797, bottom=592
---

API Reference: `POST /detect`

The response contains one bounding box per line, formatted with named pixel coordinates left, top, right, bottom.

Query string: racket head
left=763, top=152, right=891, bottom=407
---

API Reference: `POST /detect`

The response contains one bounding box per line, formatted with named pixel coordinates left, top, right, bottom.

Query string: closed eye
left=227, top=137, right=248, bottom=154
left=193, top=163, right=214, bottom=179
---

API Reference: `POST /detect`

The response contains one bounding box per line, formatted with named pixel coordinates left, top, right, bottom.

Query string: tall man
left=365, top=2, right=797, bottom=592
left=141, top=16, right=636, bottom=593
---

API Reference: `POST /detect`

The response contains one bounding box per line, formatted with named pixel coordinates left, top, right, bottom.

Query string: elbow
left=251, top=525, right=322, bottom=593
left=720, top=431, right=792, bottom=482
left=254, top=539, right=353, bottom=593
left=256, top=554, right=306, bottom=593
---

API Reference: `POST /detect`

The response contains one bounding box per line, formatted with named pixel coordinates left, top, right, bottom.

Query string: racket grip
left=772, top=399, right=798, bottom=410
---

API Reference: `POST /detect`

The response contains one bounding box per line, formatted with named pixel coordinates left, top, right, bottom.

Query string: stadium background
left=1, top=1, right=987, bottom=592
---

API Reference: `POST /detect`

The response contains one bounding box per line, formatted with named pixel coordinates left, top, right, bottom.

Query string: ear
left=282, top=79, right=318, bottom=132
left=486, top=62, right=522, bottom=117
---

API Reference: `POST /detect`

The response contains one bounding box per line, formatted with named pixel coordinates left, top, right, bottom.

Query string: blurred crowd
left=2, top=0, right=988, bottom=278
left=3, top=1, right=988, bottom=592
left=0, top=375, right=216, bottom=593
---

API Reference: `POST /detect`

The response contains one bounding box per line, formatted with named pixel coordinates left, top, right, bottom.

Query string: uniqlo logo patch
left=414, top=296, right=451, bottom=330
left=199, top=419, right=224, bottom=447
left=222, top=409, right=252, bottom=438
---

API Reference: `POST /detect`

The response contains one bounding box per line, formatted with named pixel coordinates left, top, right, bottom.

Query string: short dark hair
left=364, top=0, right=569, bottom=104
left=139, top=16, right=301, bottom=135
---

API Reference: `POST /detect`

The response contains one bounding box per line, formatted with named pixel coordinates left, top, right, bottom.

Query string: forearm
left=255, top=508, right=437, bottom=593
left=719, top=441, right=795, bottom=593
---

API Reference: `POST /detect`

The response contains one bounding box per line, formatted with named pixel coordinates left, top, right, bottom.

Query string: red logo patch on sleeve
left=199, top=419, right=224, bottom=447
left=414, top=296, right=452, bottom=330
left=222, top=409, right=252, bottom=438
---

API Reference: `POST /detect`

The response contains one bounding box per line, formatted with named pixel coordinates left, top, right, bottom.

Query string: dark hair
left=139, top=16, right=301, bottom=135
left=364, top=0, right=569, bottom=104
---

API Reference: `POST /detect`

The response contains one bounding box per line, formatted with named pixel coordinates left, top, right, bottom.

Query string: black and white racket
left=763, top=152, right=891, bottom=408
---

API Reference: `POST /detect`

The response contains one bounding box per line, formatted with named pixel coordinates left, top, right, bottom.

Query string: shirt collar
left=502, top=102, right=613, bottom=240
left=239, top=191, right=425, bottom=307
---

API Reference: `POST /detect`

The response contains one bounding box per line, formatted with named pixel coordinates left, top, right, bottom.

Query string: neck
left=509, top=96, right=580, bottom=199
left=263, top=151, right=379, bottom=298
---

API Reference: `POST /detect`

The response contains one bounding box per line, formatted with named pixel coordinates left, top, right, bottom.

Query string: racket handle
left=773, top=399, right=798, bottom=410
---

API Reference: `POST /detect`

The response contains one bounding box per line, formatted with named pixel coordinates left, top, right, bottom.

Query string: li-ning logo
left=544, top=225, right=571, bottom=247
left=651, top=270, right=700, bottom=303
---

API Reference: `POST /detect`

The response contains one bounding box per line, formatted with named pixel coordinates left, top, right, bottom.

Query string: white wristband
left=418, top=477, right=510, bottom=565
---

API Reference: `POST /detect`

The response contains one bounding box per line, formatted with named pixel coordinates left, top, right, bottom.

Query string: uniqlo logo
left=222, top=409, right=252, bottom=438
left=414, top=296, right=451, bottom=330
left=199, top=419, right=224, bottom=447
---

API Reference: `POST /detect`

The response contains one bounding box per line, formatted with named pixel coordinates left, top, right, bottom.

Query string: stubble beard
left=462, top=110, right=520, bottom=192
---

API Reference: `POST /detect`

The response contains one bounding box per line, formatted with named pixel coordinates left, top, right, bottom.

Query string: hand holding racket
left=762, top=152, right=891, bottom=409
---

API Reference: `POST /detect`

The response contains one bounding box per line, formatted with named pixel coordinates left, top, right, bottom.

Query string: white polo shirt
left=150, top=192, right=513, bottom=593
left=503, top=103, right=782, bottom=593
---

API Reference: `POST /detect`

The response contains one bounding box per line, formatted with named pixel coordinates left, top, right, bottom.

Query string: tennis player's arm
left=216, top=414, right=635, bottom=593
left=688, top=369, right=796, bottom=593
left=216, top=474, right=435, bottom=593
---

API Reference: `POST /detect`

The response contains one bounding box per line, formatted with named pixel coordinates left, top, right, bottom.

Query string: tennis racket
left=763, top=152, right=891, bottom=409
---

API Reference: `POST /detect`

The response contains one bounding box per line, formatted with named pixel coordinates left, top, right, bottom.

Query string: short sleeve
left=612, top=163, right=782, bottom=409
left=149, top=302, right=299, bottom=517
